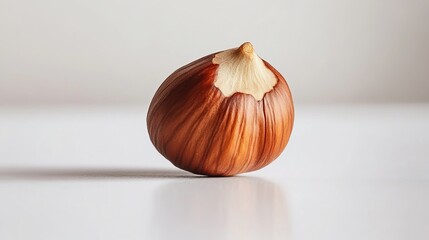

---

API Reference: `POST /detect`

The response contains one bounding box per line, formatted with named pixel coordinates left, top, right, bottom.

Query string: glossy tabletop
left=0, top=104, right=428, bottom=240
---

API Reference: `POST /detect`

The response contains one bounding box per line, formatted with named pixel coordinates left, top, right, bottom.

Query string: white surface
left=0, top=104, right=428, bottom=240
left=1, top=0, right=429, bottom=104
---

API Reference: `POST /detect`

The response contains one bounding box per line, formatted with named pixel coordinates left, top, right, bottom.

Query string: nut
left=147, top=42, right=294, bottom=176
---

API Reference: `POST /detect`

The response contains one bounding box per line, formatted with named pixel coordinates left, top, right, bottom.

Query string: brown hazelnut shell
left=147, top=45, right=294, bottom=176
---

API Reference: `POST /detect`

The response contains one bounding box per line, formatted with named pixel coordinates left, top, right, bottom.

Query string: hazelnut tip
left=239, top=42, right=254, bottom=57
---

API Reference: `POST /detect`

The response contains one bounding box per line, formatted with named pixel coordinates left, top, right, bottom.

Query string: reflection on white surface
left=0, top=104, right=428, bottom=240
left=152, top=177, right=288, bottom=240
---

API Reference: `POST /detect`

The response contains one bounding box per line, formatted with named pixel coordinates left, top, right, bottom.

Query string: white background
left=1, top=0, right=428, bottom=105
left=0, top=1, right=428, bottom=239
